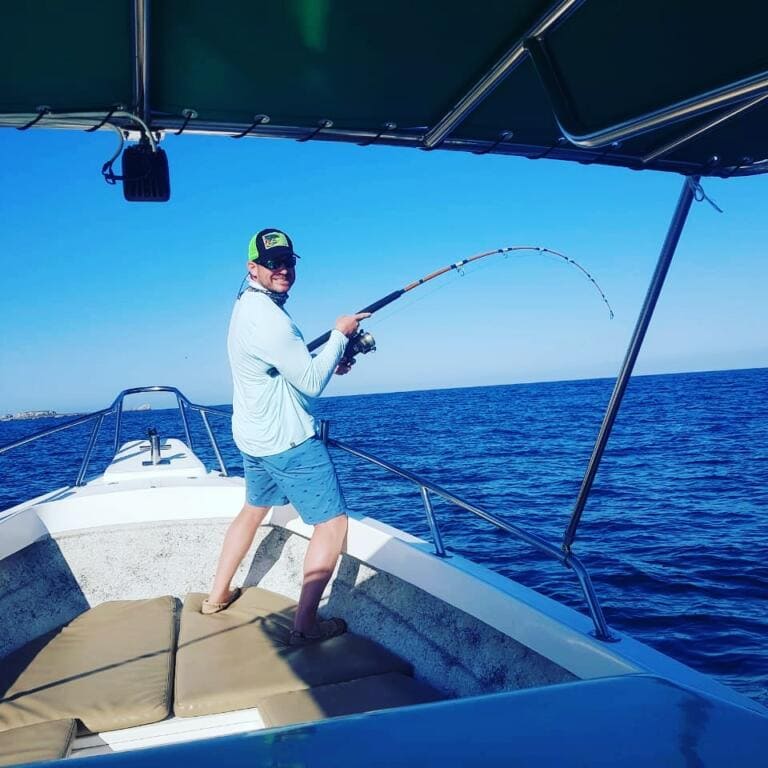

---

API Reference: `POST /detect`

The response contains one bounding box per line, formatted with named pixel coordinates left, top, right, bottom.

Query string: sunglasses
left=260, top=255, right=297, bottom=271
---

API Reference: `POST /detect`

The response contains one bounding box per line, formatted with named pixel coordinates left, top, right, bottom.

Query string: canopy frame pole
left=525, top=34, right=768, bottom=150
left=642, top=92, right=768, bottom=164
left=563, top=175, right=699, bottom=553
left=132, top=0, right=151, bottom=126
left=423, top=0, right=584, bottom=149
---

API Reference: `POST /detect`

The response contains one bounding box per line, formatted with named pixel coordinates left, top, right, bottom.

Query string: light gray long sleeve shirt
left=228, top=288, right=347, bottom=457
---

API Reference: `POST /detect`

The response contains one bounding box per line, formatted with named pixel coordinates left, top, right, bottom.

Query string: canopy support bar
left=132, top=0, right=150, bottom=126
left=525, top=34, right=768, bottom=149
left=562, top=176, right=699, bottom=553
left=642, top=92, right=768, bottom=164
left=423, top=0, right=584, bottom=149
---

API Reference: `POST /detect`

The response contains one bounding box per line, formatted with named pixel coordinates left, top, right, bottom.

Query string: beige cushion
left=258, top=672, right=444, bottom=727
left=175, top=589, right=412, bottom=717
left=0, top=719, right=76, bottom=767
left=0, top=597, right=176, bottom=733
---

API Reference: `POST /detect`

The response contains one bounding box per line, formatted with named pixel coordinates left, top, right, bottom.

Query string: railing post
left=177, top=394, right=193, bottom=449
left=113, top=395, right=125, bottom=457
left=420, top=486, right=448, bottom=557
left=75, top=415, right=104, bottom=487
left=564, top=553, right=615, bottom=641
left=201, top=410, right=228, bottom=476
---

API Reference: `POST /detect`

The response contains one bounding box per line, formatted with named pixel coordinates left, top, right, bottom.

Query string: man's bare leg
left=293, top=514, right=348, bottom=634
left=207, top=503, right=270, bottom=603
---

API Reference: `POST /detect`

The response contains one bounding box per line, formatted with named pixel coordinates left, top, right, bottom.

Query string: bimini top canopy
left=3, top=0, right=768, bottom=178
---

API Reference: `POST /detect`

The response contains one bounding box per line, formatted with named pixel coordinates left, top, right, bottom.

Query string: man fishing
left=204, top=228, right=369, bottom=645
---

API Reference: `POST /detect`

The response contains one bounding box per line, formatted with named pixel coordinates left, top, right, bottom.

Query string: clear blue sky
left=1, top=128, right=766, bottom=413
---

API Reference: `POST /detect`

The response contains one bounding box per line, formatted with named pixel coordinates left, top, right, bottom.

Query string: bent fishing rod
left=309, top=246, right=614, bottom=365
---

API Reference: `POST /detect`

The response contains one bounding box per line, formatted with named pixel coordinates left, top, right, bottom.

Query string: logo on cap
left=262, top=232, right=289, bottom=250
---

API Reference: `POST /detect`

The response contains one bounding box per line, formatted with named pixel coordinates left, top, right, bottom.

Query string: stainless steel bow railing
left=0, top=386, right=613, bottom=641
left=0, top=386, right=231, bottom=486
left=319, top=422, right=613, bottom=642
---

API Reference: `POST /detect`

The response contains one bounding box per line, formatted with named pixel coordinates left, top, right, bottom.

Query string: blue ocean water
left=1, top=368, right=766, bottom=706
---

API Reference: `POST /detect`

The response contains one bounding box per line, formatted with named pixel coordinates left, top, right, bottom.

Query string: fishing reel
left=340, top=328, right=376, bottom=367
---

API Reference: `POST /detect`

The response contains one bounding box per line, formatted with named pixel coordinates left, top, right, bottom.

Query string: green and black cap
left=247, top=228, right=300, bottom=263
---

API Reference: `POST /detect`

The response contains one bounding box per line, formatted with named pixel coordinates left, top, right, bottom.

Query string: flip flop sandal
left=288, top=617, right=347, bottom=646
left=201, top=587, right=242, bottom=615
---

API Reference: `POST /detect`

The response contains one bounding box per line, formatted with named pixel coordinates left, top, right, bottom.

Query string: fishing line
left=366, top=255, right=518, bottom=328
left=362, top=271, right=467, bottom=329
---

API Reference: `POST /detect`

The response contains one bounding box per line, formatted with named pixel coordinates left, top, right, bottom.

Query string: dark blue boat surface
left=43, top=675, right=768, bottom=767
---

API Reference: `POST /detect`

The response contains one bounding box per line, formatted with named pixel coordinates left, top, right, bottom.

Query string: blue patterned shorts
left=241, top=437, right=348, bottom=525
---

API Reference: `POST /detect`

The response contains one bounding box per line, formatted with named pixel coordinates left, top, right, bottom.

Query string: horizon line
left=5, top=364, right=765, bottom=416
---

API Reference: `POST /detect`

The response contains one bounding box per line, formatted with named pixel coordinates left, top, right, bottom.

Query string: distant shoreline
left=1, top=403, right=153, bottom=422
left=0, top=411, right=66, bottom=422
